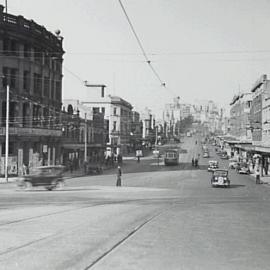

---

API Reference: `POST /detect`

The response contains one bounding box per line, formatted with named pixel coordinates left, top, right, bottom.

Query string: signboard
left=43, top=145, right=48, bottom=153
left=136, top=150, right=143, bottom=157
left=0, top=156, right=18, bottom=176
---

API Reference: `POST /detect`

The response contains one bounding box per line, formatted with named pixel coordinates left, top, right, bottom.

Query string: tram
left=164, top=149, right=179, bottom=166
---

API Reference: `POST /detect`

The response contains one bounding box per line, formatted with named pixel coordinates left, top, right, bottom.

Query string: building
left=130, top=111, right=142, bottom=150
left=62, top=100, right=106, bottom=166
left=229, top=93, right=252, bottom=141
left=0, top=6, right=64, bottom=175
left=79, top=86, right=133, bottom=154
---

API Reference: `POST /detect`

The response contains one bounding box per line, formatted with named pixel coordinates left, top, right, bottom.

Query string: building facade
left=0, top=6, right=64, bottom=175
left=79, top=86, right=133, bottom=154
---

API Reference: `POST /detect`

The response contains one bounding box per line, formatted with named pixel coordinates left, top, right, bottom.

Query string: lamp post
left=5, top=83, right=9, bottom=182
left=84, top=113, right=87, bottom=162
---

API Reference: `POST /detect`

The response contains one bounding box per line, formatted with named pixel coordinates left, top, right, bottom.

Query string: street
left=1, top=136, right=270, bottom=270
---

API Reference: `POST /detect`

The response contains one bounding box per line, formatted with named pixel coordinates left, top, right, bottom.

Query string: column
left=18, top=148, right=23, bottom=176
left=52, top=147, right=55, bottom=165
left=48, top=147, right=51, bottom=166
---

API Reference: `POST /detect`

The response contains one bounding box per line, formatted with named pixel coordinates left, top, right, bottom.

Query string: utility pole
left=5, top=84, right=9, bottom=182
left=84, top=113, right=87, bottom=162
left=5, top=0, right=7, bottom=13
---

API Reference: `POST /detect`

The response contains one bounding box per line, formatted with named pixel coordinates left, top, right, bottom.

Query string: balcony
left=0, top=127, right=62, bottom=137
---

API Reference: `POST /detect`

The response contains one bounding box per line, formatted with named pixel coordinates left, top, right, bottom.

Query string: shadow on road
left=229, top=184, right=246, bottom=188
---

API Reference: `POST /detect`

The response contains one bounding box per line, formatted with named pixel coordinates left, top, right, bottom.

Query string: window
left=44, top=77, right=50, bottom=97
left=33, top=73, right=42, bottom=95
left=10, top=69, right=17, bottom=89
left=93, top=107, right=99, bottom=114
left=23, top=71, right=30, bottom=91
left=2, top=67, right=8, bottom=87
left=113, top=107, right=117, bottom=116
left=55, top=81, right=61, bottom=101
left=24, top=43, right=31, bottom=58
left=101, top=87, right=104, bottom=97
left=101, top=107, right=105, bottom=114
left=50, top=79, right=55, bottom=99
left=113, top=121, right=117, bottom=131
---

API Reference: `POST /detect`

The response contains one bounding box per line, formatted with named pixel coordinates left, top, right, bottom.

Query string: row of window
left=2, top=38, right=62, bottom=72
left=2, top=67, right=61, bottom=101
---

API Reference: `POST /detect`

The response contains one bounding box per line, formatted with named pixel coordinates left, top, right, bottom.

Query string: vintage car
left=220, top=153, right=229, bottom=159
left=228, top=158, right=239, bottom=169
left=17, top=165, right=65, bottom=191
left=208, top=160, right=219, bottom=172
left=203, top=152, right=210, bottom=158
left=211, top=169, right=230, bottom=187
left=236, top=162, right=250, bottom=174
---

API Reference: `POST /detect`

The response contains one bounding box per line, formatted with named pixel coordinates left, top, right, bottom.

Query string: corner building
left=0, top=6, right=64, bottom=175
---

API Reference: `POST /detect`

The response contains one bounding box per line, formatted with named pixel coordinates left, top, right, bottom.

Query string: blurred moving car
left=211, top=169, right=230, bottom=187
left=17, top=165, right=65, bottom=191
left=208, top=160, right=219, bottom=171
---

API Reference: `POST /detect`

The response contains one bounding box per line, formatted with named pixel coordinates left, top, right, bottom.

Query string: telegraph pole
left=5, top=84, right=9, bottom=182
left=84, top=113, right=87, bottom=162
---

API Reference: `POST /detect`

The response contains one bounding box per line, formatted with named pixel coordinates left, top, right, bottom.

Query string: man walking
left=255, top=166, right=261, bottom=184
left=116, top=166, right=122, bottom=187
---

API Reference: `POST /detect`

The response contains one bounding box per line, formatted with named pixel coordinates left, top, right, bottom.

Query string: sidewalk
left=249, top=173, right=270, bottom=185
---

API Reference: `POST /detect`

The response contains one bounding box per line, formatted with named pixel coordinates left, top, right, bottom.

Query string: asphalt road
left=1, top=136, right=270, bottom=270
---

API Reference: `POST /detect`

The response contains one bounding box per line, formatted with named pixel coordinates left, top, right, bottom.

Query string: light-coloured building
left=79, top=86, right=133, bottom=154
left=229, top=93, right=252, bottom=141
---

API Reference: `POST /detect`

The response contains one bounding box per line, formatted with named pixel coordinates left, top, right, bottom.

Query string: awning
left=62, top=143, right=105, bottom=150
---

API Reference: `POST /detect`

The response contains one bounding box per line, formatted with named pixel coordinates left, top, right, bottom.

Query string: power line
left=118, top=0, right=166, bottom=87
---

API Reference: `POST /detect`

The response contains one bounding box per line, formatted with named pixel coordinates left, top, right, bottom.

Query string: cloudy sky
left=5, top=0, right=270, bottom=117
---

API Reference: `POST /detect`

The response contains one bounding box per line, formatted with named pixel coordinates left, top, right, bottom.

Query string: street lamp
left=1, top=76, right=9, bottom=182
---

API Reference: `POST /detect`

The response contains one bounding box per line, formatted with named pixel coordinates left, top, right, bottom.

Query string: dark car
left=211, top=169, right=230, bottom=187
left=17, top=165, right=65, bottom=191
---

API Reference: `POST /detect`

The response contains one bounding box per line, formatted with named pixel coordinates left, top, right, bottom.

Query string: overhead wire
left=118, top=0, right=167, bottom=89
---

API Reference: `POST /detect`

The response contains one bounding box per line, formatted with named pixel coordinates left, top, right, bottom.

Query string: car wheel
left=25, top=181, right=32, bottom=190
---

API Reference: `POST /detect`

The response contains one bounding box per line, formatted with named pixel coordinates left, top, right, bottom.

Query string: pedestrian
left=255, top=167, right=261, bottom=184
left=192, top=157, right=194, bottom=167
left=116, top=166, right=122, bottom=187
left=194, top=158, right=198, bottom=167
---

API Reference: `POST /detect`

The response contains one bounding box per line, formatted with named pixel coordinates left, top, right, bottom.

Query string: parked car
left=236, top=162, right=250, bottom=174
left=220, top=153, right=229, bottom=159
left=203, top=152, right=210, bottom=158
left=208, top=160, right=219, bottom=172
left=229, top=158, right=239, bottom=169
left=211, top=169, right=230, bottom=187
left=17, top=165, right=65, bottom=191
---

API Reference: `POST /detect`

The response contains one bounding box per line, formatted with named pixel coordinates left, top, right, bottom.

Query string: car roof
left=213, top=169, right=228, bottom=172
left=35, top=165, right=65, bottom=170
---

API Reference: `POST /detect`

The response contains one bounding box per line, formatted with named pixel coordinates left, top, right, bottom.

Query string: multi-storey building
left=130, top=111, right=142, bottom=150
left=79, top=86, right=133, bottom=154
left=250, top=75, right=268, bottom=145
left=229, top=93, right=252, bottom=141
left=62, top=100, right=106, bottom=165
left=0, top=6, right=64, bottom=175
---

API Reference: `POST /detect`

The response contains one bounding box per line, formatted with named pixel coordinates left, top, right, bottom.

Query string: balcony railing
left=0, top=5, right=63, bottom=50
left=0, top=127, right=62, bottom=137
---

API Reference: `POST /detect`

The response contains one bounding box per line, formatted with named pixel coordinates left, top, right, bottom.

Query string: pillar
left=52, top=147, right=55, bottom=165
left=48, top=147, right=51, bottom=166
left=18, top=148, right=23, bottom=176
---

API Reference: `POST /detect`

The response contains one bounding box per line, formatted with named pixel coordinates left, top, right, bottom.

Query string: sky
left=4, top=0, right=270, bottom=118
